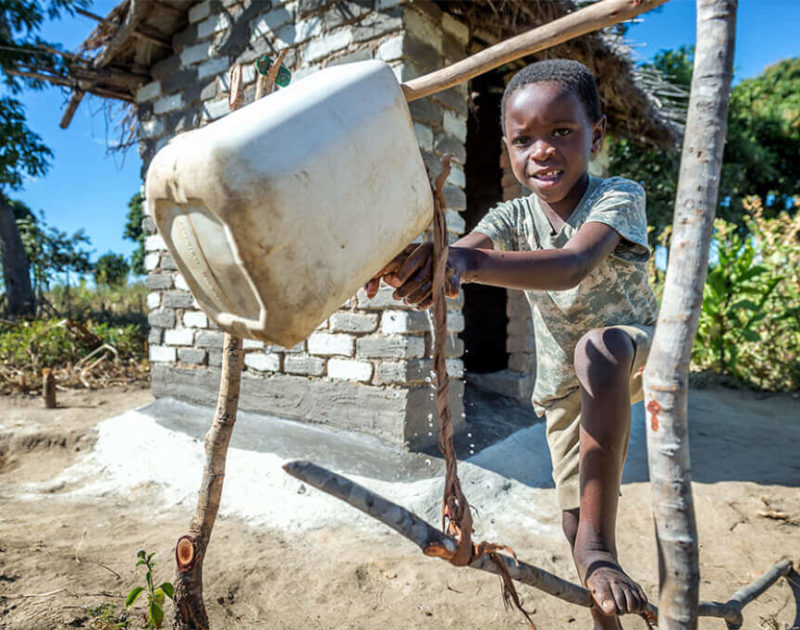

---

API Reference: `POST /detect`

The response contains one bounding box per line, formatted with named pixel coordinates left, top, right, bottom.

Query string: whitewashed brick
left=243, top=338, right=264, bottom=350
left=174, top=274, right=190, bottom=292
left=284, top=354, right=325, bottom=376
left=245, top=353, right=281, bottom=372
left=447, top=310, right=465, bottom=333
left=308, top=332, right=354, bottom=356
left=448, top=164, right=466, bottom=188
left=381, top=310, right=430, bottom=334
left=303, top=29, right=352, bottom=63
left=376, top=35, right=403, bottom=61
left=153, top=92, right=183, bottom=115
left=145, top=234, right=166, bottom=252
left=442, top=13, right=469, bottom=45
left=180, top=42, right=211, bottom=66
left=356, top=285, right=401, bottom=309
left=197, top=13, right=229, bottom=39
left=149, top=345, right=176, bottom=362
left=183, top=311, right=208, bottom=328
left=202, top=99, right=229, bottom=121
left=276, top=17, right=322, bottom=46
left=443, top=110, right=467, bottom=142
left=146, top=291, right=161, bottom=310
left=140, top=118, right=164, bottom=139
left=413, top=122, right=433, bottom=151
left=197, top=56, right=231, bottom=79
left=328, top=358, right=373, bottom=382
left=165, top=329, right=195, bottom=346
left=329, top=312, right=378, bottom=333
left=242, top=64, right=256, bottom=86
left=144, top=251, right=160, bottom=271
left=446, top=358, right=464, bottom=378
left=276, top=342, right=305, bottom=354
left=356, top=335, right=425, bottom=359
left=136, top=80, right=161, bottom=103
left=251, top=5, right=296, bottom=37
left=445, top=209, right=466, bottom=234
left=188, top=0, right=211, bottom=23
left=376, top=0, right=401, bottom=8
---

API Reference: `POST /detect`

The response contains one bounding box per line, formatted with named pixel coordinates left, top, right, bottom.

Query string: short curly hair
left=501, top=59, right=602, bottom=132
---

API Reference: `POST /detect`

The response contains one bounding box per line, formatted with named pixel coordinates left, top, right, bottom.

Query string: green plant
left=125, top=550, right=174, bottom=629
left=693, top=218, right=781, bottom=377
left=86, top=602, right=129, bottom=629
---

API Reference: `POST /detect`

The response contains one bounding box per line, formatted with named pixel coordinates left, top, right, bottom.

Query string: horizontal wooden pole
left=402, top=0, right=670, bottom=102
left=284, top=461, right=796, bottom=627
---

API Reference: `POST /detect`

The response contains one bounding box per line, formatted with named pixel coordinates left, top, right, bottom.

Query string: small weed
left=85, top=602, right=128, bottom=629
left=125, top=549, right=174, bottom=629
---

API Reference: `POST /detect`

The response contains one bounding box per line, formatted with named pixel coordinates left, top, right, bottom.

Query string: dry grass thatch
left=64, top=0, right=679, bottom=147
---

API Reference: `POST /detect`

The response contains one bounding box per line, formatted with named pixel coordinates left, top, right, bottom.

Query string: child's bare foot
left=573, top=538, right=647, bottom=623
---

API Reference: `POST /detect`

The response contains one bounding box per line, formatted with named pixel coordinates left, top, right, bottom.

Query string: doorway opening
left=460, top=71, right=508, bottom=375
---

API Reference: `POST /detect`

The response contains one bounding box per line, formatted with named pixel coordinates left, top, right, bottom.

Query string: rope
left=427, top=155, right=536, bottom=628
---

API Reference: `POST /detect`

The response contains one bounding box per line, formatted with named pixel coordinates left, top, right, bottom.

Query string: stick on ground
left=284, top=460, right=795, bottom=629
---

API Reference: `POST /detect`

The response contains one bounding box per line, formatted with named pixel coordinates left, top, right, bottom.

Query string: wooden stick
left=401, top=0, right=670, bottom=102
left=76, top=6, right=171, bottom=49
left=42, top=368, right=56, bottom=408
left=643, top=2, right=737, bottom=629
left=172, top=334, right=244, bottom=630
left=284, top=461, right=795, bottom=627
left=59, top=90, right=85, bottom=129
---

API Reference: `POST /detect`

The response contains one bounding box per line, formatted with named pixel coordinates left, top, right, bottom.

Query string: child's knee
left=574, top=327, right=635, bottom=388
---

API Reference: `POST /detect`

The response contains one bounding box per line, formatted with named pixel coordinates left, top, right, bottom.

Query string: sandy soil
left=1, top=385, right=798, bottom=630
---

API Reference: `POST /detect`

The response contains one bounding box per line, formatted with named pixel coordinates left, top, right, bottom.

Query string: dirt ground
left=1, top=385, right=799, bottom=630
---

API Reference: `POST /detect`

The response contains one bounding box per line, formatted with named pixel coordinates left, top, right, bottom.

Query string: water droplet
left=469, top=449, right=474, bottom=455
left=425, top=458, right=431, bottom=466
left=424, top=376, right=431, bottom=383
left=469, top=443, right=475, bottom=448
left=427, top=431, right=433, bottom=436
left=467, top=432, right=472, bottom=438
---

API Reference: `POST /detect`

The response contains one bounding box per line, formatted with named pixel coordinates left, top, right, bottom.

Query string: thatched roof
left=62, top=0, right=679, bottom=146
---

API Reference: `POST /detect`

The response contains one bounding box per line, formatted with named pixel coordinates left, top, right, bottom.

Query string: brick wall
left=137, top=0, right=470, bottom=448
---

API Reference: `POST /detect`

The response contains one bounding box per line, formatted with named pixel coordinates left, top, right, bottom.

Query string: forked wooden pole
left=642, top=2, right=737, bottom=629
left=172, top=334, right=244, bottom=630
left=284, top=461, right=795, bottom=629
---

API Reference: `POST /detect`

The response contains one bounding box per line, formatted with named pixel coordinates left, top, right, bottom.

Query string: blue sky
left=7, top=0, right=800, bottom=271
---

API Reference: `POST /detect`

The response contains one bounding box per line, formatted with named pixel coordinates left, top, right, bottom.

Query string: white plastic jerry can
left=145, top=60, right=432, bottom=348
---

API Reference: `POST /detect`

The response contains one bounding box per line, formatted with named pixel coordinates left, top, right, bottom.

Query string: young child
left=367, top=59, right=657, bottom=629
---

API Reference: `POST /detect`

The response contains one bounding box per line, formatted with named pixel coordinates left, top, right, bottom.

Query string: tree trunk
left=642, top=2, right=737, bottom=630
left=172, top=334, right=244, bottom=630
left=0, top=192, right=35, bottom=317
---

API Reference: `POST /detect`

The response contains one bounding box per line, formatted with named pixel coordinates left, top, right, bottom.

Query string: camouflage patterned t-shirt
left=473, top=176, right=658, bottom=414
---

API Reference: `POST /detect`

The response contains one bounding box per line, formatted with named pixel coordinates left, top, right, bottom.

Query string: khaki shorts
left=544, top=324, right=654, bottom=511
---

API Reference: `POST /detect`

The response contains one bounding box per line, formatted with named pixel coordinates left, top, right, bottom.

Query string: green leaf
left=158, top=582, right=175, bottom=599
left=737, top=265, right=768, bottom=283
left=149, top=601, right=164, bottom=629
left=125, top=586, right=144, bottom=609
left=730, top=299, right=760, bottom=312
left=740, top=329, right=761, bottom=342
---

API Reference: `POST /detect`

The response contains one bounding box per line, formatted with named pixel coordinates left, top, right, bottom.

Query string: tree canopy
left=0, top=0, right=88, bottom=315
left=610, top=49, right=800, bottom=232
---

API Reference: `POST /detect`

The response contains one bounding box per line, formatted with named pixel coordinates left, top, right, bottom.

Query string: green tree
left=610, top=50, right=800, bottom=231
left=124, top=192, right=146, bottom=275
left=94, top=252, right=130, bottom=287
left=0, top=0, right=88, bottom=316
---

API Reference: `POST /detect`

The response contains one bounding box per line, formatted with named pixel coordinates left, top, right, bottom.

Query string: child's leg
left=571, top=327, right=648, bottom=623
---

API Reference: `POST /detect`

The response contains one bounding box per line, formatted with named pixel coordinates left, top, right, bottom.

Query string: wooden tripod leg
left=172, top=333, right=244, bottom=630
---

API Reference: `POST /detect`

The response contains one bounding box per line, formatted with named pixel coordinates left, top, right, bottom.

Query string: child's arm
left=389, top=221, right=622, bottom=309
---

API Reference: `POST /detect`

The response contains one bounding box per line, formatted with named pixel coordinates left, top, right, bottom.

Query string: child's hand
left=364, top=244, right=418, bottom=299
left=391, top=245, right=469, bottom=310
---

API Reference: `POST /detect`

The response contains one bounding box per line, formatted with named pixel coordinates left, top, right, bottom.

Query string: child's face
left=503, top=81, right=605, bottom=215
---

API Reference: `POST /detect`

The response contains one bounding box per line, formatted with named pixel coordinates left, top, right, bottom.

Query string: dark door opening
left=460, top=72, right=508, bottom=374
